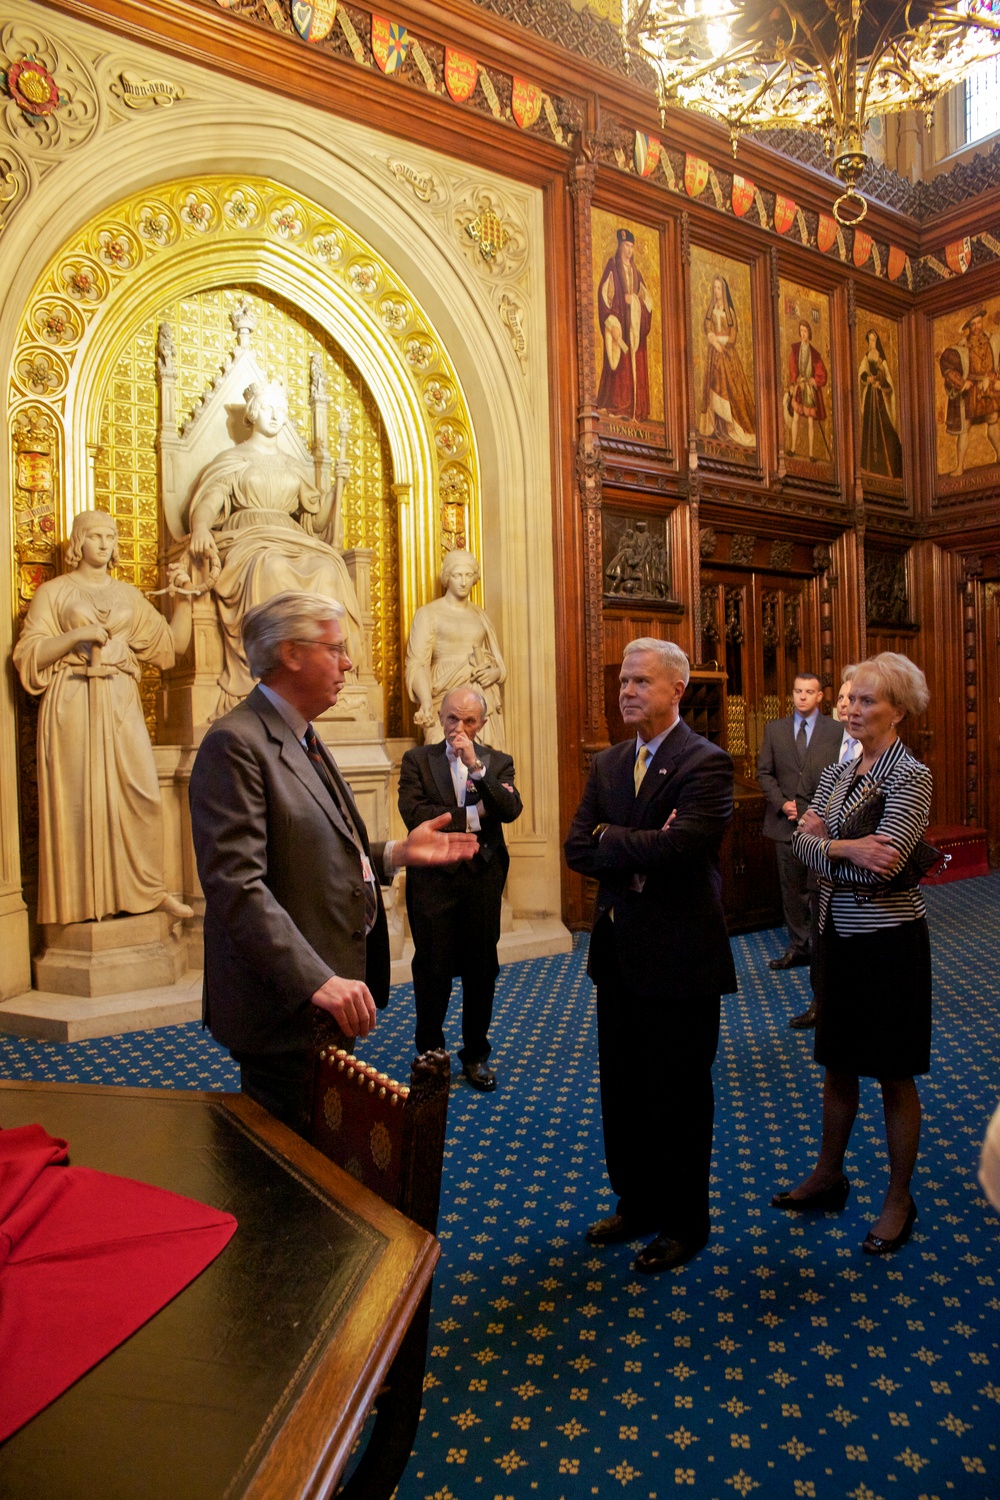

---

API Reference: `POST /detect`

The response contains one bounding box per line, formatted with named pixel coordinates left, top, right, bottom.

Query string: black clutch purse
left=830, top=781, right=946, bottom=897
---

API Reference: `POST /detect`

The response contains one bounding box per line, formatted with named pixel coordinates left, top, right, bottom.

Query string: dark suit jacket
left=398, top=740, right=522, bottom=878
left=757, top=712, right=844, bottom=841
left=564, top=719, right=737, bottom=1000
left=189, top=686, right=391, bottom=1057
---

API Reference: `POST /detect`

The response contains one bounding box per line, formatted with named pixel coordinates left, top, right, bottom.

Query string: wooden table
left=0, top=1081, right=439, bottom=1500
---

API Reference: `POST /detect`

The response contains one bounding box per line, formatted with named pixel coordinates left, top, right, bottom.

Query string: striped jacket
left=792, top=737, right=932, bottom=936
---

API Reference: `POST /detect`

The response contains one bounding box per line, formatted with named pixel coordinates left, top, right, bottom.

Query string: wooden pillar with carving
left=962, top=554, right=982, bottom=826
left=569, top=155, right=607, bottom=757
left=813, top=542, right=836, bottom=706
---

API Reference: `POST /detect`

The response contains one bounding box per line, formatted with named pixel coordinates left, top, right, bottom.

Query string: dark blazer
left=757, top=712, right=844, bottom=842
left=397, top=740, right=522, bottom=873
left=189, top=686, right=391, bottom=1058
left=564, top=719, right=737, bottom=999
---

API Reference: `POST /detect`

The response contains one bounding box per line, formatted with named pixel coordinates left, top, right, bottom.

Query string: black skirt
left=814, top=916, right=932, bottom=1079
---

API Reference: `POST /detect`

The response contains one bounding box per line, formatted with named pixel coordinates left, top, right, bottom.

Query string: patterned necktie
left=839, top=734, right=857, bottom=764
left=796, top=717, right=808, bottom=763
left=634, top=743, right=651, bottom=794
left=303, top=724, right=378, bottom=931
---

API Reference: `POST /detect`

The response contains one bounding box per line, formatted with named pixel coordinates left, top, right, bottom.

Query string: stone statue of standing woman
left=405, top=550, right=506, bottom=749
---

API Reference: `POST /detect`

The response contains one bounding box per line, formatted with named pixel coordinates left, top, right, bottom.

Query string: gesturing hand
left=398, top=812, right=479, bottom=867
left=311, top=976, right=377, bottom=1038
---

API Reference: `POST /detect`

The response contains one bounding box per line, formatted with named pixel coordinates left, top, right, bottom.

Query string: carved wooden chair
left=308, top=1047, right=451, bottom=1499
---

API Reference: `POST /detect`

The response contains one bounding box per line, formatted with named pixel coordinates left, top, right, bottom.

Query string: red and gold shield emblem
left=731, top=174, right=754, bottom=217
left=887, top=245, right=907, bottom=282
left=633, top=132, right=660, bottom=177
left=945, top=236, right=972, bottom=275
left=445, top=48, right=477, bottom=101
left=774, top=195, right=796, bottom=235
left=371, top=15, right=409, bottom=74
left=16, top=451, right=53, bottom=491
left=511, top=77, right=542, bottom=129
left=817, top=213, right=837, bottom=253
left=291, top=0, right=337, bottom=41
left=853, top=229, right=873, bottom=268
left=684, top=154, right=709, bottom=198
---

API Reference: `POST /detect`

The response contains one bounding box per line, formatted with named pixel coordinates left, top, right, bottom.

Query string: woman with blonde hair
left=771, top=653, right=933, bottom=1254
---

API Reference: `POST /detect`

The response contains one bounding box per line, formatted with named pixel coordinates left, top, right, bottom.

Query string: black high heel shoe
left=770, top=1177, right=851, bottom=1213
left=862, top=1198, right=917, bottom=1255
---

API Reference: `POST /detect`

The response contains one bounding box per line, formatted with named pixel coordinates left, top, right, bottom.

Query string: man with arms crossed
left=758, top=672, right=843, bottom=972
left=398, top=686, right=522, bottom=1092
left=565, top=638, right=736, bottom=1274
left=189, top=590, right=478, bottom=1137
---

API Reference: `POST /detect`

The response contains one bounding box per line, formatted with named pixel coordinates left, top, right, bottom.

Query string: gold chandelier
left=622, top=0, right=1000, bottom=223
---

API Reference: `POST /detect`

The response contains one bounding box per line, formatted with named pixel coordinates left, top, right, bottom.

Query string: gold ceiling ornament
left=622, top=0, right=1000, bottom=224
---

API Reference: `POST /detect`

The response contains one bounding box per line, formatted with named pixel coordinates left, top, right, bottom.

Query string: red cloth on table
left=0, top=1123, right=237, bottom=1443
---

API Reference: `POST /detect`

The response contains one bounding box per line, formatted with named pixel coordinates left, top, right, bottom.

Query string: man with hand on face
left=398, top=686, right=522, bottom=1093
left=758, top=672, right=844, bottom=972
left=565, top=638, right=736, bottom=1274
left=189, top=591, right=479, bottom=1138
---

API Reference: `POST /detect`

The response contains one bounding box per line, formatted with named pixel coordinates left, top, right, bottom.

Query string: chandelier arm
left=775, top=2, right=846, bottom=132
left=856, top=1, right=911, bottom=126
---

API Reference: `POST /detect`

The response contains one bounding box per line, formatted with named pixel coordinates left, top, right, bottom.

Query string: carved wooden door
left=700, top=566, right=821, bottom=783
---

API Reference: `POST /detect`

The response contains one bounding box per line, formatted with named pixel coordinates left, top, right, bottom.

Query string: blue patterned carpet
left=3, top=876, right=1000, bottom=1499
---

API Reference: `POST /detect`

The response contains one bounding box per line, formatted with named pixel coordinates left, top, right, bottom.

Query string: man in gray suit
left=757, top=672, right=843, bottom=971
left=189, top=590, right=478, bottom=1137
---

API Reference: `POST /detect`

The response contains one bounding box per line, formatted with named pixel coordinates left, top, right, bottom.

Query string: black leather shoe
left=462, top=1061, right=497, bottom=1092
left=862, top=1199, right=917, bottom=1255
left=789, top=1002, right=817, bottom=1029
left=771, top=1177, right=850, bottom=1212
left=585, top=1214, right=656, bottom=1245
left=769, top=950, right=810, bottom=970
left=633, top=1233, right=707, bottom=1274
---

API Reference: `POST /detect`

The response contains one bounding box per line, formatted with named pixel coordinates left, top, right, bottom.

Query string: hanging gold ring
left=833, top=190, right=867, bottom=227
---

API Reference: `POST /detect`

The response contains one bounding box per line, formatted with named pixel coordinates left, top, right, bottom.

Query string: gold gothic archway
left=8, top=174, right=483, bottom=698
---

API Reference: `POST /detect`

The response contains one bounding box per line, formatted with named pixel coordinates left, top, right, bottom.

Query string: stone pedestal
left=34, top=912, right=188, bottom=998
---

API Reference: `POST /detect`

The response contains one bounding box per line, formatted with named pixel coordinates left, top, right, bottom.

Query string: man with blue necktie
left=757, top=672, right=844, bottom=973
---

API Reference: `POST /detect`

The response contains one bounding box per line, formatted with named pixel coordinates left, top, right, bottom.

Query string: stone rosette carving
left=0, top=20, right=100, bottom=155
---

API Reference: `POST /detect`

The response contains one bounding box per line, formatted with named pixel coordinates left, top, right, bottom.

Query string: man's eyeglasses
left=293, top=639, right=351, bottom=660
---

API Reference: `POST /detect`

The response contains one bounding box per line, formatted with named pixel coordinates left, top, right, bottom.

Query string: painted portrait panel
left=778, top=279, right=834, bottom=476
left=857, top=310, right=904, bottom=485
left=592, top=208, right=665, bottom=447
left=933, top=297, right=1000, bottom=479
left=690, top=246, right=757, bottom=464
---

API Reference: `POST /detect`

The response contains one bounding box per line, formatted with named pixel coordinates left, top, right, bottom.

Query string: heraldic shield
left=633, top=132, right=660, bottom=177
left=888, top=245, right=907, bottom=282
left=853, top=229, right=873, bottom=268
left=731, top=175, right=754, bottom=217
left=292, top=0, right=337, bottom=41
left=372, top=15, right=410, bottom=74
left=512, top=77, right=542, bottom=129
left=774, top=195, right=796, bottom=235
left=945, top=237, right=972, bottom=275
left=685, top=154, right=709, bottom=197
left=817, top=214, right=838, bottom=253
left=445, top=47, right=477, bottom=102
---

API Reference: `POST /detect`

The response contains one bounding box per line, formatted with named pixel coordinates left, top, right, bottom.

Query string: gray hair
left=441, top=685, right=488, bottom=720
left=242, top=591, right=345, bottom=680
left=839, top=663, right=859, bottom=687
left=852, top=651, right=929, bottom=718
left=66, top=509, right=120, bottom=570
left=622, top=636, right=691, bottom=687
left=440, top=549, right=481, bottom=588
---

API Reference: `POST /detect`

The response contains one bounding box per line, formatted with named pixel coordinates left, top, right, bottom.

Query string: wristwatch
left=470, top=759, right=485, bottom=775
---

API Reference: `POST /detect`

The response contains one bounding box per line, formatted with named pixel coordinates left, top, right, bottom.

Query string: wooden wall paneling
left=981, top=577, right=1000, bottom=862
left=554, top=156, right=592, bottom=928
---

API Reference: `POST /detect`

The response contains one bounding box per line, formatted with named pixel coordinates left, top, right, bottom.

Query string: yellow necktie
left=634, top=744, right=651, bottom=794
